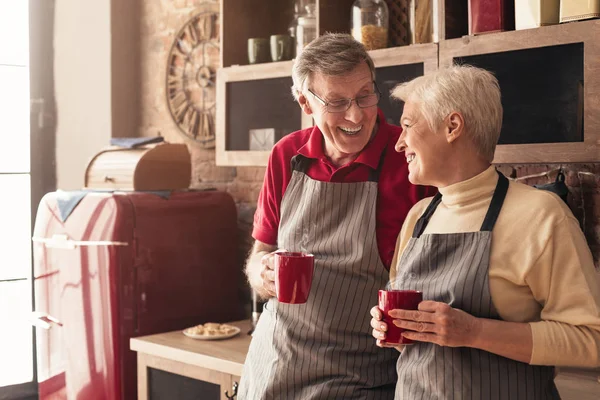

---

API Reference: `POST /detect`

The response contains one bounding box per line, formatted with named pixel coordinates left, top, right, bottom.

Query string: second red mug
left=274, top=252, right=314, bottom=304
left=378, top=289, right=423, bottom=345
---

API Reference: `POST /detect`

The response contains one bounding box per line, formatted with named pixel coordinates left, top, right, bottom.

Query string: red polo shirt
left=252, top=110, right=436, bottom=269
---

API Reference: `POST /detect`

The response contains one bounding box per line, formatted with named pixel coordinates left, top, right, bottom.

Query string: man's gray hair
left=391, top=65, right=503, bottom=163
left=291, top=33, right=376, bottom=100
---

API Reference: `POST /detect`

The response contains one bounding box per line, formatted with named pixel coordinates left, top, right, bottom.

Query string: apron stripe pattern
left=239, top=154, right=398, bottom=399
left=394, top=172, right=560, bottom=400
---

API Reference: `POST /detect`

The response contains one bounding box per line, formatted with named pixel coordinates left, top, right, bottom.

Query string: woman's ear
left=446, top=112, right=464, bottom=144
left=297, top=92, right=313, bottom=115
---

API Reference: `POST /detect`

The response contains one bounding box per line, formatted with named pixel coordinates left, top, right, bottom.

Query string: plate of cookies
left=182, top=323, right=241, bottom=340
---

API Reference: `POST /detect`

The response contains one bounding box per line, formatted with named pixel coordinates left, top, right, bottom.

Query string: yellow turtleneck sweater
left=390, top=166, right=600, bottom=367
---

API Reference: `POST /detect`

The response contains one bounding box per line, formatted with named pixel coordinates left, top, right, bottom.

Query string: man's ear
left=298, top=92, right=313, bottom=115
left=446, top=111, right=464, bottom=144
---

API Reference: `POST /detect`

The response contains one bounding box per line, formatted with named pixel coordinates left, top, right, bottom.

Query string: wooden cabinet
left=216, top=0, right=600, bottom=166
left=131, top=320, right=251, bottom=400
left=137, top=353, right=240, bottom=400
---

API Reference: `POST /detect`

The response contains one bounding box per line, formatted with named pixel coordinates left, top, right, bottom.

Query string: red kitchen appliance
left=31, top=190, right=245, bottom=400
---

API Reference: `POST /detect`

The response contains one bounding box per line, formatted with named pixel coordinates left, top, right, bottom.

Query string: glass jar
left=289, top=0, right=312, bottom=38
left=351, top=0, right=389, bottom=50
left=296, top=3, right=317, bottom=57
left=409, top=0, right=435, bottom=44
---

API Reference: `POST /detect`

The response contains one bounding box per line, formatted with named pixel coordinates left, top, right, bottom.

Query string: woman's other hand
left=390, top=300, right=482, bottom=347
left=370, top=306, right=404, bottom=351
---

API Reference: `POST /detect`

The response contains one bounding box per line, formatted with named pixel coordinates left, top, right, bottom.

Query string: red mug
left=274, top=252, right=314, bottom=304
left=378, top=290, right=423, bottom=344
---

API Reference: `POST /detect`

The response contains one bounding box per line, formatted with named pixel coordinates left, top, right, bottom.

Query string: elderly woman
left=370, top=65, right=600, bottom=399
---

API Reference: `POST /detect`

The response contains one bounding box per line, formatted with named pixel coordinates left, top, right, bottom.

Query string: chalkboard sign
left=375, top=63, right=425, bottom=127
left=455, top=43, right=584, bottom=145
left=226, top=77, right=300, bottom=151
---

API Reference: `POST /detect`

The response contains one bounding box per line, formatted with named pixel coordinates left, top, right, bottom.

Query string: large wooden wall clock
left=166, top=2, right=219, bottom=149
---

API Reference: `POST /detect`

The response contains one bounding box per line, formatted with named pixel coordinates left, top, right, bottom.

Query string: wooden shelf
left=217, top=60, right=294, bottom=81
left=369, top=43, right=438, bottom=71
left=217, top=1, right=600, bottom=166
left=220, top=0, right=295, bottom=68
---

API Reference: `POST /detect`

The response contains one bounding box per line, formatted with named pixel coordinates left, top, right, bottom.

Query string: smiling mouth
left=406, top=154, right=415, bottom=163
left=339, top=126, right=362, bottom=136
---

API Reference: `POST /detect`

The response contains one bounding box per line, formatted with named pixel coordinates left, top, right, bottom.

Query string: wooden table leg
left=137, top=353, right=149, bottom=400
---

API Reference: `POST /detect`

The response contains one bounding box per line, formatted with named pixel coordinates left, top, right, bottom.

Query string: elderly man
left=370, top=65, right=600, bottom=399
left=238, top=34, right=434, bottom=399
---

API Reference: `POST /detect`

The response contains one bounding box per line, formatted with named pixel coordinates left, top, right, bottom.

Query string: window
left=0, top=0, right=36, bottom=398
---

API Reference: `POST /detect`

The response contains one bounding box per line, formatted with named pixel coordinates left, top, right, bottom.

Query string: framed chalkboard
left=370, top=42, right=438, bottom=131
left=455, top=43, right=584, bottom=145
left=375, top=62, right=425, bottom=127
left=439, top=20, right=600, bottom=163
left=226, top=76, right=300, bottom=151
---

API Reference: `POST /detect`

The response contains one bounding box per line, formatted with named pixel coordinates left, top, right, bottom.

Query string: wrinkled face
left=301, top=62, right=378, bottom=164
left=395, top=101, right=449, bottom=186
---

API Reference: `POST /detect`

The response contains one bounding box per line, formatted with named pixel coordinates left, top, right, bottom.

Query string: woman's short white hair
left=391, top=65, right=502, bottom=162
left=291, top=33, right=375, bottom=100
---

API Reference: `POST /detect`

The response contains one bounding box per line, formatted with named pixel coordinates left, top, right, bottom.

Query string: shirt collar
left=297, top=109, right=391, bottom=169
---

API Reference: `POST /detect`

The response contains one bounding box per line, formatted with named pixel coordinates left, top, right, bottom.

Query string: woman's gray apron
left=238, top=154, right=398, bottom=399
left=393, top=172, right=560, bottom=400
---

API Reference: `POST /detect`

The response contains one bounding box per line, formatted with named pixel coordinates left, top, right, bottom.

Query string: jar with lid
left=296, top=3, right=317, bottom=57
left=351, top=0, right=389, bottom=50
left=408, top=0, right=435, bottom=44
left=288, top=0, right=312, bottom=38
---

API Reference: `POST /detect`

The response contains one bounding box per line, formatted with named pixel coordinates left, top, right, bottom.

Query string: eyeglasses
left=307, top=83, right=381, bottom=113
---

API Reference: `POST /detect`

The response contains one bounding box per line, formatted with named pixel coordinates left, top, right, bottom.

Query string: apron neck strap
left=290, top=154, right=312, bottom=173
left=367, top=145, right=387, bottom=182
left=412, top=193, right=443, bottom=238
left=479, top=171, right=509, bottom=232
left=412, top=170, right=509, bottom=238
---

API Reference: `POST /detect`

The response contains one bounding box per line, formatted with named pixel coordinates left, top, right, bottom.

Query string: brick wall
left=138, top=2, right=599, bottom=296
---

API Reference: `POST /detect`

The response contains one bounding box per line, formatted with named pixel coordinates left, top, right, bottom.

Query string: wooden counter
left=131, top=319, right=599, bottom=399
left=131, top=320, right=252, bottom=400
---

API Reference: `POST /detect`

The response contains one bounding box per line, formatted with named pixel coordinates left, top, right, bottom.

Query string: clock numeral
left=168, top=74, right=182, bottom=89
left=192, top=18, right=204, bottom=43
left=190, top=109, right=200, bottom=139
left=176, top=39, right=192, bottom=57
left=171, top=91, right=188, bottom=116
left=196, top=14, right=215, bottom=42
left=168, top=54, right=186, bottom=73
left=199, top=112, right=214, bottom=140
left=171, top=90, right=187, bottom=105
left=186, top=24, right=198, bottom=47
left=176, top=104, right=190, bottom=124
left=184, top=106, right=196, bottom=128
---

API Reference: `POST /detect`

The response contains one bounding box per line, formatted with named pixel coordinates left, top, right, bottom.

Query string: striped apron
left=393, top=172, right=560, bottom=400
left=238, top=154, right=398, bottom=399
